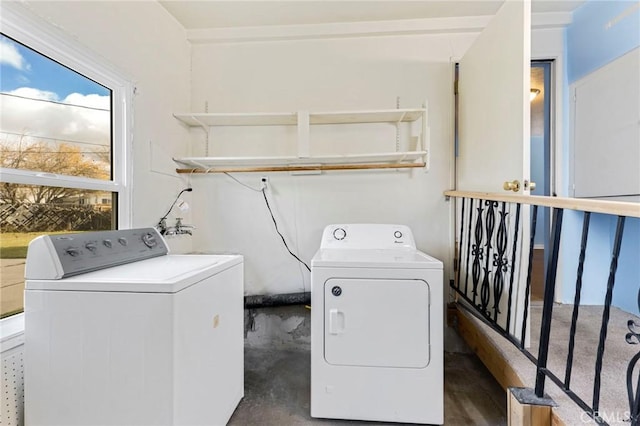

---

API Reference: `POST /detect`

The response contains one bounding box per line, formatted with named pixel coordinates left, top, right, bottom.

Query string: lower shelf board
left=176, top=161, right=426, bottom=174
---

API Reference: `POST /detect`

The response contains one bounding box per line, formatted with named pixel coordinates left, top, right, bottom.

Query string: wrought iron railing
left=628, top=291, right=640, bottom=426
left=445, top=190, right=640, bottom=425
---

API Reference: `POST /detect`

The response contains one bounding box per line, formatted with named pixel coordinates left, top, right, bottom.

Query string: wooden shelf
left=173, top=105, right=430, bottom=173
left=173, top=112, right=297, bottom=127
left=174, top=151, right=427, bottom=169
left=176, top=162, right=426, bottom=174
left=310, top=109, right=424, bottom=124
left=174, top=108, right=425, bottom=128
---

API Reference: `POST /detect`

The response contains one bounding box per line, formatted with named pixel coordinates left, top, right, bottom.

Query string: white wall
left=188, top=27, right=564, bottom=296
left=21, top=0, right=193, bottom=250
left=188, top=34, right=473, bottom=295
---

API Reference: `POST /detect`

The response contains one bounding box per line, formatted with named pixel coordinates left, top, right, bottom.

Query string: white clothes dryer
left=24, top=228, right=244, bottom=426
left=310, top=224, right=443, bottom=425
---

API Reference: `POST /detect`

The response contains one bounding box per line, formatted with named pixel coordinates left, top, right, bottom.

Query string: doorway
left=530, top=60, right=553, bottom=301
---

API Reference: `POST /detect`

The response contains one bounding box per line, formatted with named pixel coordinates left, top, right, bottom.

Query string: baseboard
left=453, top=306, right=524, bottom=390
left=451, top=305, right=565, bottom=426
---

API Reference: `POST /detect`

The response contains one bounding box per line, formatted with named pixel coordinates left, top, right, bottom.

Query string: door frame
left=532, top=32, right=566, bottom=303
left=531, top=59, right=554, bottom=299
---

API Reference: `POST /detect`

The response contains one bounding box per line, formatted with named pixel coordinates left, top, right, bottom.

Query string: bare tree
left=0, top=137, right=110, bottom=204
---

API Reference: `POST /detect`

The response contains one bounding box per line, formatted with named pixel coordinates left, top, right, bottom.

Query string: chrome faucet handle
left=173, top=218, right=195, bottom=235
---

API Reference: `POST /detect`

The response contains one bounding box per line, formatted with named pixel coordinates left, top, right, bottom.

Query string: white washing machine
left=24, top=228, right=244, bottom=426
left=310, top=224, right=443, bottom=425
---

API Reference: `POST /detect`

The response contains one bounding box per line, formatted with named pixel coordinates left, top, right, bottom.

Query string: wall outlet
left=260, top=176, right=268, bottom=188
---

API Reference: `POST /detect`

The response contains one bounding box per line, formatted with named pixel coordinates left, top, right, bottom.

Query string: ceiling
left=159, top=1, right=585, bottom=30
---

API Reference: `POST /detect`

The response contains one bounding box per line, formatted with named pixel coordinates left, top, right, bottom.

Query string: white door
left=456, top=0, right=532, bottom=340
left=458, top=0, right=532, bottom=193
left=324, top=278, right=430, bottom=368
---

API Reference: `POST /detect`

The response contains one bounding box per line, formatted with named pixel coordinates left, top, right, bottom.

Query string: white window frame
left=0, top=4, right=132, bottom=227
left=0, top=4, right=132, bottom=340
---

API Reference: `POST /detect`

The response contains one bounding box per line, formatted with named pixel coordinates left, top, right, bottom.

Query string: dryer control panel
left=25, top=228, right=169, bottom=280
left=320, top=224, right=416, bottom=251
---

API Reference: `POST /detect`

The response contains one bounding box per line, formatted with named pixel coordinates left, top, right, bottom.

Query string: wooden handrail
left=444, top=190, right=640, bottom=218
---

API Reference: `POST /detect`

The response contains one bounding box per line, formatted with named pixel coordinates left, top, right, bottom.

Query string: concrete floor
left=228, top=347, right=507, bottom=426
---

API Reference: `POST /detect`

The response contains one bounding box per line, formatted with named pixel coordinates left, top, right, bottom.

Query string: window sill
left=0, top=313, right=25, bottom=352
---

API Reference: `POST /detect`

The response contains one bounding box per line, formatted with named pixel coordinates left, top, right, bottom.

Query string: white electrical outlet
left=260, top=176, right=268, bottom=189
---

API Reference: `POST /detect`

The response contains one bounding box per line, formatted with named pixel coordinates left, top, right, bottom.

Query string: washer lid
left=311, top=249, right=442, bottom=269
left=25, top=254, right=243, bottom=293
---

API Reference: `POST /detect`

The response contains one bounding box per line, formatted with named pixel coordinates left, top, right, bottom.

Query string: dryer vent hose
left=244, top=292, right=311, bottom=309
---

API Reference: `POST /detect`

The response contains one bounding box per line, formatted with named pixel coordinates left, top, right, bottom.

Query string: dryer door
left=324, top=278, right=430, bottom=368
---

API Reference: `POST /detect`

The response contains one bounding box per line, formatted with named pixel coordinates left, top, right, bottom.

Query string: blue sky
left=1, top=33, right=111, bottom=148
left=0, top=34, right=109, bottom=99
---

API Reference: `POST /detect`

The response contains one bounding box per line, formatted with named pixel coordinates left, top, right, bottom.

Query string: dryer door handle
left=329, top=309, right=345, bottom=334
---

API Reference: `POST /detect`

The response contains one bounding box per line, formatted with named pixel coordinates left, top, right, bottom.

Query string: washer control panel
left=320, top=224, right=416, bottom=251
left=25, top=228, right=168, bottom=279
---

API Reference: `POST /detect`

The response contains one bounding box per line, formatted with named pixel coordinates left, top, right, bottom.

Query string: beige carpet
left=466, top=303, right=638, bottom=425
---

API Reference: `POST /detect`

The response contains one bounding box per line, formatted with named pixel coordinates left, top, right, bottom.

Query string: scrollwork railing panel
left=455, top=197, right=524, bottom=332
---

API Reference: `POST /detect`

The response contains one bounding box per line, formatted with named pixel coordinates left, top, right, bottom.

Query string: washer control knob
left=142, top=232, right=157, bottom=248
left=85, top=242, right=97, bottom=252
left=103, top=239, right=113, bottom=248
left=66, top=247, right=81, bottom=257
left=394, top=230, right=403, bottom=239
left=331, top=286, right=342, bottom=296
left=117, top=237, right=128, bottom=246
left=333, top=228, right=346, bottom=241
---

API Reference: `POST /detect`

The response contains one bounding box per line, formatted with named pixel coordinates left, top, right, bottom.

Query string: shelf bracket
left=186, top=115, right=211, bottom=157
left=422, top=101, right=430, bottom=172
left=396, top=111, right=407, bottom=152
left=297, top=111, right=310, bottom=158
left=189, top=115, right=209, bottom=134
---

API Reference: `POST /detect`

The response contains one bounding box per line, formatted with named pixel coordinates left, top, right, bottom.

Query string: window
left=0, top=7, right=131, bottom=320
left=1, top=34, right=113, bottom=180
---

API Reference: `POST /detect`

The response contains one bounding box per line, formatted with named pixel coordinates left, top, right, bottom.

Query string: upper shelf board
left=173, top=112, right=297, bottom=127
left=310, top=109, right=424, bottom=124
left=174, top=108, right=425, bottom=128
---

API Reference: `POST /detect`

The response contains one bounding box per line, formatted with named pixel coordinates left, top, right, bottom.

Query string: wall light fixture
left=530, top=88, right=541, bottom=102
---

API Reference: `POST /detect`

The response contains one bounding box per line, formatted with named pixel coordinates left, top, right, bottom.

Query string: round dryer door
left=323, top=278, right=430, bottom=369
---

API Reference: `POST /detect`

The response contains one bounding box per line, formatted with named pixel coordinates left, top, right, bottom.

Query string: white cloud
left=0, top=89, right=111, bottom=148
left=0, top=38, right=29, bottom=71
left=63, top=93, right=110, bottom=110
left=8, top=87, right=59, bottom=102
